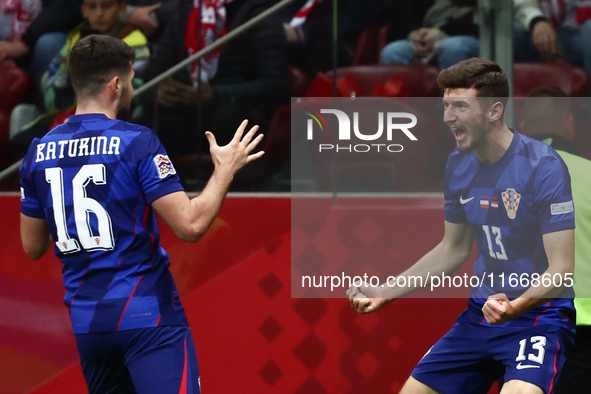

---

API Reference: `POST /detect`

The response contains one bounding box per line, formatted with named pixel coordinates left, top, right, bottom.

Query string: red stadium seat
left=513, top=61, right=590, bottom=97
left=325, top=64, right=442, bottom=97
left=352, top=25, right=381, bottom=65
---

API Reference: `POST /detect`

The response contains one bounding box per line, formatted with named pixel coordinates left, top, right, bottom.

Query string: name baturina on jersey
left=35, top=136, right=121, bottom=162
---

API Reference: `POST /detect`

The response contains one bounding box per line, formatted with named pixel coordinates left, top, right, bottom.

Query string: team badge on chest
left=501, top=188, right=521, bottom=219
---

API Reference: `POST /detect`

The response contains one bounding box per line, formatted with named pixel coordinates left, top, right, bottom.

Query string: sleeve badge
left=153, top=154, right=177, bottom=179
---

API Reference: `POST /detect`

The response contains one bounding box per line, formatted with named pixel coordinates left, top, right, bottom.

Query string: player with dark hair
left=19, top=34, right=264, bottom=393
left=348, top=58, right=575, bottom=394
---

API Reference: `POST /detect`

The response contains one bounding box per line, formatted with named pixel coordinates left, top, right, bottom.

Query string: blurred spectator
left=41, top=0, right=149, bottom=113
left=0, top=0, right=169, bottom=84
left=521, top=85, right=591, bottom=394
left=280, top=0, right=386, bottom=79
left=514, top=0, right=591, bottom=80
left=384, top=0, right=434, bottom=43
left=0, top=0, right=42, bottom=42
left=142, top=0, right=288, bottom=155
left=0, top=0, right=83, bottom=83
left=120, top=0, right=179, bottom=40
left=10, top=0, right=149, bottom=156
left=379, top=0, right=548, bottom=70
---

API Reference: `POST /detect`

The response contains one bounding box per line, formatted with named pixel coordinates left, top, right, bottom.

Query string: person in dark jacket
left=142, top=0, right=288, bottom=156
left=280, top=0, right=386, bottom=79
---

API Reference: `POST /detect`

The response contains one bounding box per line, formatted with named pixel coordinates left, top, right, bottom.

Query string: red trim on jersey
left=548, top=338, right=560, bottom=393
left=179, top=338, right=188, bottom=393
left=98, top=196, right=140, bottom=307
left=155, top=314, right=161, bottom=327
left=149, top=233, right=155, bottom=254
left=116, top=274, right=144, bottom=331
left=533, top=302, right=551, bottom=326
left=142, top=204, right=150, bottom=228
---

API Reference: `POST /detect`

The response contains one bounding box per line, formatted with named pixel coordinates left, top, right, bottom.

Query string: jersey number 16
left=46, top=164, right=115, bottom=254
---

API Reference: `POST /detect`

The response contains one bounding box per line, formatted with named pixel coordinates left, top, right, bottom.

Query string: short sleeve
left=534, top=157, right=575, bottom=234
left=132, top=130, right=185, bottom=204
left=444, top=159, right=466, bottom=223
left=19, top=139, right=45, bottom=218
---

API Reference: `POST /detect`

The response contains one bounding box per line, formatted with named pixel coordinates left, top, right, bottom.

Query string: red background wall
left=0, top=194, right=485, bottom=394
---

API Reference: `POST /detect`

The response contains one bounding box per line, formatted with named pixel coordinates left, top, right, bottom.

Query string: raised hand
left=205, top=119, right=265, bottom=175
left=129, top=3, right=161, bottom=37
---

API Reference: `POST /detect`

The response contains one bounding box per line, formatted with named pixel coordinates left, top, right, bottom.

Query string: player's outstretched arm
left=348, top=220, right=474, bottom=314
left=482, top=228, right=574, bottom=324
left=20, top=214, right=53, bottom=260
left=152, top=120, right=264, bottom=243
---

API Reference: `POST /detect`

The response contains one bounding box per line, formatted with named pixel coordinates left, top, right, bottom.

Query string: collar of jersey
left=66, top=113, right=112, bottom=123
left=477, top=128, right=519, bottom=168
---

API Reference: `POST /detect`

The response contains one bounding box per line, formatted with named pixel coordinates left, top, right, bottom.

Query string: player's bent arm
left=20, top=214, right=53, bottom=260
left=381, top=220, right=474, bottom=300
left=509, top=228, right=574, bottom=317
left=349, top=221, right=474, bottom=314
left=152, top=168, right=234, bottom=243
left=152, top=120, right=264, bottom=243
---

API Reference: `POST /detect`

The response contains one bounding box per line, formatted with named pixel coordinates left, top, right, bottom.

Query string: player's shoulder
left=514, top=131, right=563, bottom=164
left=114, top=120, right=160, bottom=146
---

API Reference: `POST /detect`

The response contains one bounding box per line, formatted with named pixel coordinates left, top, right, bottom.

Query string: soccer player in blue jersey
left=347, top=58, right=575, bottom=394
left=19, top=35, right=264, bottom=393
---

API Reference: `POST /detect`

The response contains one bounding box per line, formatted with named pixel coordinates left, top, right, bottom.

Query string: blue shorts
left=412, top=309, right=574, bottom=394
left=75, top=326, right=200, bottom=394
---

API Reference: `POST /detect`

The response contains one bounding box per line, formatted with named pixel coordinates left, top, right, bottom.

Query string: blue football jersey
left=444, top=130, right=575, bottom=328
left=20, top=113, right=189, bottom=333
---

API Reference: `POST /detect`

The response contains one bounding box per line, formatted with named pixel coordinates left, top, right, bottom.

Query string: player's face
left=116, top=66, right=134, bottom=121
left=82, top=0, right=125, bottom=34
left=442, top=88, right=489, bottom=153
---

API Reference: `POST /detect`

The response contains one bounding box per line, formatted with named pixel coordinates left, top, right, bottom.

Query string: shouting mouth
left=451, top=128, right=466, bottom=141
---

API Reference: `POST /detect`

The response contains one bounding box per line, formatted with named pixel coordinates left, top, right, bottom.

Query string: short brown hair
left=68, top=34, right=135, bottom=99
left=438, top=58, right=509, bottom=107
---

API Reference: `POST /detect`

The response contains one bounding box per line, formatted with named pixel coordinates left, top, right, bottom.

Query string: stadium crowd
left=1, top=0, right=591, bottom=191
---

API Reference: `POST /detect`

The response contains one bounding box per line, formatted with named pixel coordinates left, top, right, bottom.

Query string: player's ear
left=106, top=75, right=121, bottom=96
left=488, top=102, right=503, bottom=122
